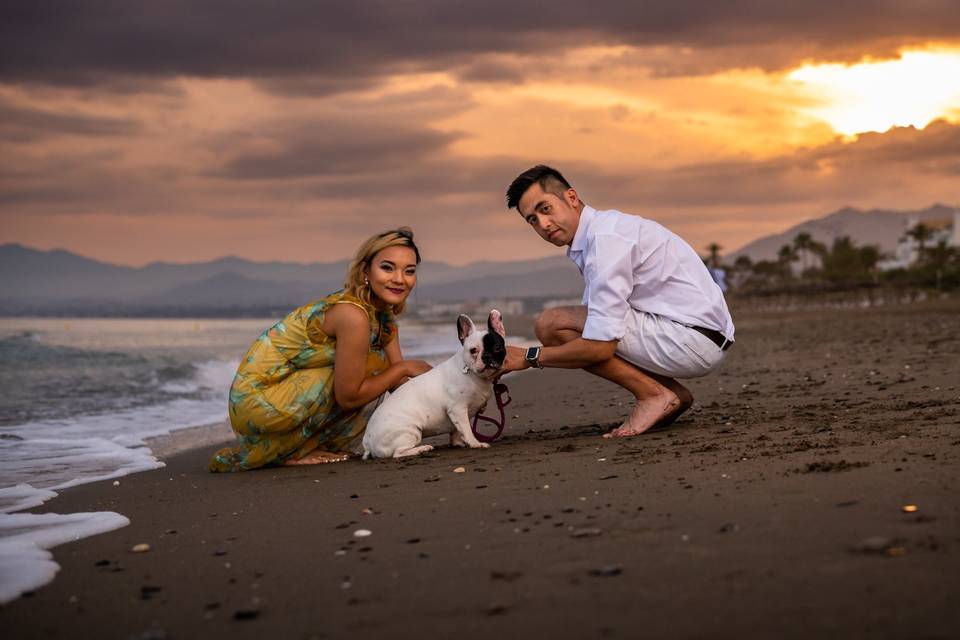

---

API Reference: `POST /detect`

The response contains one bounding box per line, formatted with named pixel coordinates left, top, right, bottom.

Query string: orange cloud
left=2, top=3, right=959, bottom=266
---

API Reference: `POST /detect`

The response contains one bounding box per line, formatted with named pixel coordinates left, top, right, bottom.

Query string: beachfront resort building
left=416, top=298, right=525, bottom=320
left=877, top=208, right=960, bottom=271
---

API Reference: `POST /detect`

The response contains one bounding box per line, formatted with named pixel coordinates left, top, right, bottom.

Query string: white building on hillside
left=877, top=208, right=959, bottom=271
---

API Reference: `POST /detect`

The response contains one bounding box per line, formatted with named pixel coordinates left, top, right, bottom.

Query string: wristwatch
left=524, top=346, right=543, bottom=369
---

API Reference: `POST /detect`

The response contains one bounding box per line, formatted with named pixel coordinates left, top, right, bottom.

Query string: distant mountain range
left=0, top=243, right=583, bottom=315
left=728, top=204, right=957, bottom=263
left=2, top=203, right=954, bottom=314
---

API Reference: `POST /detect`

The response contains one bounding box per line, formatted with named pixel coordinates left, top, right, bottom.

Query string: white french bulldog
left=362, top=310, right=508, bottom=459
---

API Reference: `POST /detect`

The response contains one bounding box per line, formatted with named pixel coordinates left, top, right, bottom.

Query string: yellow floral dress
left=209, top=290, right=396, bottom=472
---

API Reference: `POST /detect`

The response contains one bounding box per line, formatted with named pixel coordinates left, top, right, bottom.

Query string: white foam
left=0, top=511, right=129, bottom=604
left=158, top=359, right=237, bottom=395
left=0, top=543, right=58, bottom=605
left=0, top=438, right=164, bottom=491
left=0, top=321, right=499, bottom=604
left=0, top=358, right=237, bottom=488
left=0, top=485, right=58, bottom=514
left=0, top=357, right=236, bottom=605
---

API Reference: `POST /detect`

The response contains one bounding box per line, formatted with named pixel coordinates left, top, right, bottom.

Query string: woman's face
left=365, top=245, right=418, bottom=308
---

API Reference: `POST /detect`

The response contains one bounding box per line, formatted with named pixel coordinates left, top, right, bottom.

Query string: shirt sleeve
left=581, top=233, right=635, bottom=342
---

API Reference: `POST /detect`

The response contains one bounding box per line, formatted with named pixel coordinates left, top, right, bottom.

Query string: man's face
left=517, top=182, right=581, bottom=247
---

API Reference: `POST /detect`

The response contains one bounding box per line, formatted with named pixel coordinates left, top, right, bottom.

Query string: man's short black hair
left=505, top=165, right=572, bottom=210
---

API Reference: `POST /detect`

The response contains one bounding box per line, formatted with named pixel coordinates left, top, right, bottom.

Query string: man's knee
left=535, top=306, right=586, bottom=346
left=534, top=309, right=566, bottom=345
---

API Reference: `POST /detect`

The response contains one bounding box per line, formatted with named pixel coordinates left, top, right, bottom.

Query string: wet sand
left=3, top=300, right=959, bottom=639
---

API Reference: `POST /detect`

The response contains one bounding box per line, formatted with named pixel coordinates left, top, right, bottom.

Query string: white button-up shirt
left=567, top=205, right=735, bottom=343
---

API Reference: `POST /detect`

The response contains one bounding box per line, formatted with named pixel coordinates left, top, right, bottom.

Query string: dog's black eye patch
left=481, top=332, right=506, bottom=366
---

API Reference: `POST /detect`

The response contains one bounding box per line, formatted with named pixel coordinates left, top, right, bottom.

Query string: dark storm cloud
left=815, top=119, right=960, bottom=166
left=288, top=155, right=521, bottom=201
left=0, top=148, right=180, bottom=214
left=0, top=102, right=141, bottom=142
left=4, top=118, right=956, bottom=218
left=201, top=121, right=960, bottom=208
left=209, top=85, right=477, bottom=181
left=255, top=75, right=384, bottom=98
left=212, top=121, right=463, bottom=180
left=454, top=58, right=528, bottom=84
left=568, top=120, right=960, bottom=208
left=3, top=1, right=959, bottom=89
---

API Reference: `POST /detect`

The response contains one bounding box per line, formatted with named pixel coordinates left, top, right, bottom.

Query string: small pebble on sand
left=853, top=536, right=906, bottom=556
left=131, top=543, right=150, bottom=553
left=589, top=565, right=622, bottom=577
left=453, top=467, right=466, bottom=473
left=902, top=504, right=918, bottom=513
left=233, top=609, right=259, bottom=620
left=353, top=529, right=373, bottom=538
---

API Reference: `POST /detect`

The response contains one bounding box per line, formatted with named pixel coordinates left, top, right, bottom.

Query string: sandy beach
left=3, top=299, right=959, bottom=639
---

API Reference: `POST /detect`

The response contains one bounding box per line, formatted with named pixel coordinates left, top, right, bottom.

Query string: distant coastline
left=5, top=204, right=956, bottom=319
left=1, top=286, right=951, bottom=320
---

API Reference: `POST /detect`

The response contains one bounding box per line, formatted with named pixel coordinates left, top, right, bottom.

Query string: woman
left=209, top=227, right=431, bottom=472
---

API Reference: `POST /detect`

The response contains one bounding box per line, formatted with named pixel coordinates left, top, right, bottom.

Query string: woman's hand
left=404, top=360, right=433, bottom=378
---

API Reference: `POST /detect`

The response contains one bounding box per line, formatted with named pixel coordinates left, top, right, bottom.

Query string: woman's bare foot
left=282, top=450, right=350, bottom=466
left=603, top=389, right=682, bottom=438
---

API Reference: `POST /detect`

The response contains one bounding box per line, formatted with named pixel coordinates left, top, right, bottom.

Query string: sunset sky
left=1, top=2, right=959, bottom=266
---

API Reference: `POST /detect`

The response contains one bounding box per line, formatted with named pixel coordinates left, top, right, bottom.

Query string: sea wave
left=0, top=316, right=521, bottom=603
left=0, top=354, right=237, bottom=604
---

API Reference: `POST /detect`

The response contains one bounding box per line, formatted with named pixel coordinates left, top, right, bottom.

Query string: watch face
left=525, top=346, right=539, bottom=360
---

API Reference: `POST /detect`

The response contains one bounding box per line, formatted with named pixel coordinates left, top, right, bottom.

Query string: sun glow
left=788, top=49, right=960, bottom=136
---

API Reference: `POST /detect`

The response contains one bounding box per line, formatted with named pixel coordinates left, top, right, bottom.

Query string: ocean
left=0, top=315, right=482, bottom=602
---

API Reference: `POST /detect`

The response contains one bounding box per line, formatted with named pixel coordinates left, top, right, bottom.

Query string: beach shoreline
left=3, top=301, right=959, bottom=638
left=143, top=420, right=235, bottom=461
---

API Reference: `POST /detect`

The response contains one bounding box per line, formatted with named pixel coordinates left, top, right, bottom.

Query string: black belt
left=691, top=326, right=734, bottom=351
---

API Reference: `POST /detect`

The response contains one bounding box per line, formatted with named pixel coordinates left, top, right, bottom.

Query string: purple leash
left=471, top=382, right=512, bottom=443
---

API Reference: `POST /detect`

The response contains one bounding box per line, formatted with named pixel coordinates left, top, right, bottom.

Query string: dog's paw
left=471, top=442, right=490, bottom=449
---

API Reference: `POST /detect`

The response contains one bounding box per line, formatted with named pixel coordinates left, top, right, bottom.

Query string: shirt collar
left=567, top=204, right=596, bottom=258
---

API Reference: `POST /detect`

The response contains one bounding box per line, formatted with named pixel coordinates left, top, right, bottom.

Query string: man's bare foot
left=603, top=389, right=682, bottom=438
left=650, top=385, right=694, bottom=431
left=282, top=450, right=350, bottom=466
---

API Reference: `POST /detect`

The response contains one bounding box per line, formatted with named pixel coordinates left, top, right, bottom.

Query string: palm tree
left=733, top=255, right=753, bottom=272
left=705, top=242, right=723, bottom=268
left=905, top=222, right=934, bottom=265
left=730, top=255, right=753, bottom=290
left=858, top=245, right=882, bottom=284
left=793, top=232, right=815, bottom=274
left=809, top=239, right=828, bottom=261
left=822, top=236, right=858, bottom=282
left=777, top=244, right=797, bottom=280
left=925, top=239, right=956, bottom=289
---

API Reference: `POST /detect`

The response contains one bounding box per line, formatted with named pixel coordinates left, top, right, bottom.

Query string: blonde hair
left=344, top=227, right=421, bottom=316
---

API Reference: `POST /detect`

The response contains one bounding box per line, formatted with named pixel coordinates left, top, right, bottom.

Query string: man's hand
left=501, top=345, right=532, bottom=374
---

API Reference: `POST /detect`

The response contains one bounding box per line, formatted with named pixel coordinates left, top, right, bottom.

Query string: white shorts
left=615, top=310, right=728, bottom=379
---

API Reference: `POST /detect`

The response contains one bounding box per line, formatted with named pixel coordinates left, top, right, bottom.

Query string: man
left=501, top=165, right=735, bottom=437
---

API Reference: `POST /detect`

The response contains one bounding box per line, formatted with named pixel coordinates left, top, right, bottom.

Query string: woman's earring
left=364, top=277, right=369, bottom=285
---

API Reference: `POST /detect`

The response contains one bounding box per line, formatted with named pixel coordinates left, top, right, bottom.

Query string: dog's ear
left=457, top=314, right=476, bottom=344
left=487, top=309, right=506, bottom=337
